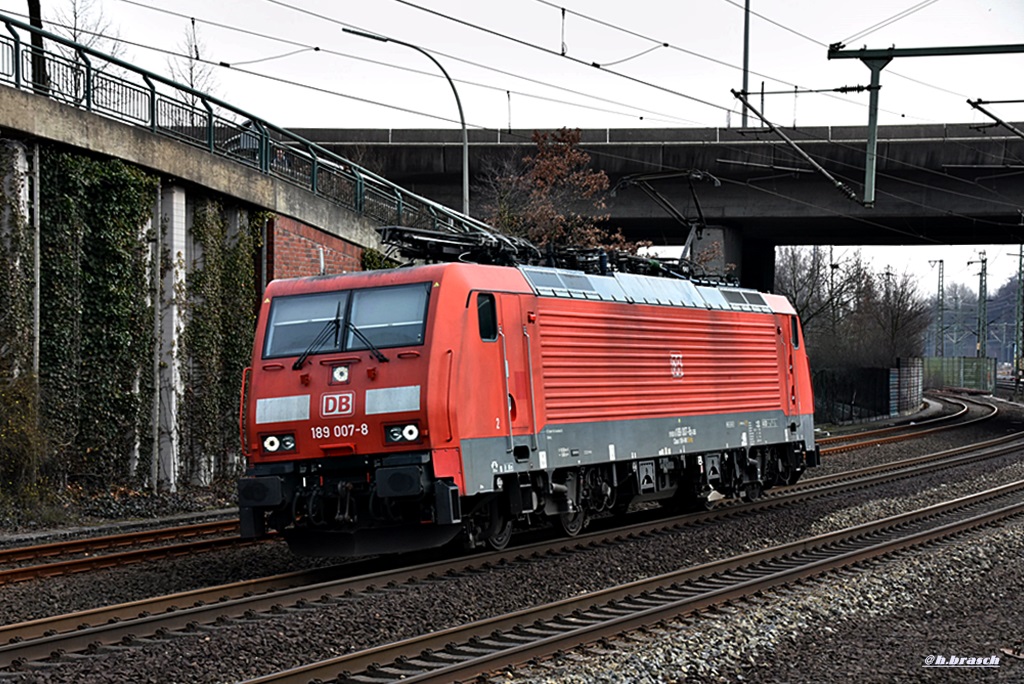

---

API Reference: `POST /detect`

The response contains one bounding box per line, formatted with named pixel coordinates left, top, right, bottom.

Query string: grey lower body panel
left=460, top=409, right=815, bottom=494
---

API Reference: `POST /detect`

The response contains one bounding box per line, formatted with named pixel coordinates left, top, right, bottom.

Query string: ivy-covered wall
left=0, top=141, right=370, bottom=502
left=39, top=147, right=158, bottom=487
left=0, top=142, right=43, bottom=501
left=178, top=201, right=262, bottom=484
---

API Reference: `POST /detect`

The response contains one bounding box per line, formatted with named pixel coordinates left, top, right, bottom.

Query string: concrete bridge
left=298, top=124, right=1024, bottom=287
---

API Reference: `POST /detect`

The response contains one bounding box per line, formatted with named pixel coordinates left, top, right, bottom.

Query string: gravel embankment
left=3, top=398, right=1023, bottom=683
left=504, top=515, right=1024, bottom=684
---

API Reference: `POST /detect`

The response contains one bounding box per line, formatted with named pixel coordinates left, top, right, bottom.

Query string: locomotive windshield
left=263, top=283, right=430, bottom=359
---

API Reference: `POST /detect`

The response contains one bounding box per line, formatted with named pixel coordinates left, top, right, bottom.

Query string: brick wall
left=266, top=216, right=363, bottom=280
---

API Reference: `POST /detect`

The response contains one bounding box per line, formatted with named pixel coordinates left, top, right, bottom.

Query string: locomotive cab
left=238, top=272, right=459, bottom=555
left=237, top=265, right=536, bottom=556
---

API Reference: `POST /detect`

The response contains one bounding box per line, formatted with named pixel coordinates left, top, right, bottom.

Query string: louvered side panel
left=537, top=300, right=782, bottom=422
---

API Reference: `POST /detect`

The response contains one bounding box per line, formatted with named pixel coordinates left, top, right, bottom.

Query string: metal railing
left=0, top=12, right=494, bottom=239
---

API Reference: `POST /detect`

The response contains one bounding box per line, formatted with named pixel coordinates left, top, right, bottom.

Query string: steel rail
left=797, top=427, right=1024, bottom=491
left=816, top=396, right=969, bottom=445
left=0, top=534, right=257, bottom=586
left=820, top=397, right=996, bottom=454
left=0, top=519, right=238, bottom=565
left=242, top=482, right=1024, bottom=683
left=3, top=429, right=1022, bottom=670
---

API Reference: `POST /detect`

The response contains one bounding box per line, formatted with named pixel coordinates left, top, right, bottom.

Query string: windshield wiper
left=346, top=320, right=390, bottom=363
left=292, top=302, right=342, bottom=370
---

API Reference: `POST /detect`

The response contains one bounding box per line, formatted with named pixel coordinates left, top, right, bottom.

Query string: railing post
left=307, top=144, right=318, bottom=194
left=6, top=23, right=20, bottom=89
left=142, top=73, right=156, bottom=131
left=203, top=100, right=214, bottom=152
left=352, top=168, right=365, bottom=214
left=257, top=122, right=269, bottom=173
left=78, top=48, right=91, bottom=111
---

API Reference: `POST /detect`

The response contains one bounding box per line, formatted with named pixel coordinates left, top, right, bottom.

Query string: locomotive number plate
left=310, top=423, right=369, bottom=439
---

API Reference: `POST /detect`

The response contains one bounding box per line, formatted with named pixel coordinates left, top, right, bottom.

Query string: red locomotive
left=238, top=262, right=819, bottom=555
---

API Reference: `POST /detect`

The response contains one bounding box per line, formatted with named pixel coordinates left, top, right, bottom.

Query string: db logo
left=669, top=352, right=684, bottom=379
left=321, top=392, right=354, bottom=417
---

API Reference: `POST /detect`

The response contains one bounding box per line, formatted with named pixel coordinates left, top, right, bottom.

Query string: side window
left=477, top=293, right=497, bottom=341
left=791, top=316, right=800, bottom=349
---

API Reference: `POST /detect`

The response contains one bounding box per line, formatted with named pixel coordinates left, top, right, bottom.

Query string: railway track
left=0, top=518, right=251, bottom=585
left=245, top=481, right=1024, bottom=684
left=3, top=423, right=1022, bottom=674
left=818, top=396, right=992, bottom=454
left=0, top=396, right=984, bottom=589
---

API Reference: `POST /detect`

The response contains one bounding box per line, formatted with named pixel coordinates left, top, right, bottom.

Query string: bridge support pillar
left=154, top=183, right=187, bottom=492
left=0, top=141, right=32, bottom=378
left=739, top=236, right=776, bottom=292
left=693, top=225, right=744, bottom=283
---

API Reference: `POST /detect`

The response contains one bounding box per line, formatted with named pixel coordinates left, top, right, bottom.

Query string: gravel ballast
left=3, top=397, right=1024, bottom=683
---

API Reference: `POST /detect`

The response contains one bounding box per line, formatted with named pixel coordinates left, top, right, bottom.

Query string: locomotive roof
left=263, top=262, right=796, bottom=316
left=518, top=265, right=794, bottom=315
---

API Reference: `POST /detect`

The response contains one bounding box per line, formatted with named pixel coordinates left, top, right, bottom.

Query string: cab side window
left=791, top=316, right=800, bottom=349
left=477, top=293, right=497, bottom=341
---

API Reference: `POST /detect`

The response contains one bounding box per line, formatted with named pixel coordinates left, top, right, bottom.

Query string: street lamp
left=343, top=28, right=470, bottom=217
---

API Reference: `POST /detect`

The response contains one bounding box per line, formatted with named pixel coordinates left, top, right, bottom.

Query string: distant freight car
left=237, top=263, right=819, bottom=556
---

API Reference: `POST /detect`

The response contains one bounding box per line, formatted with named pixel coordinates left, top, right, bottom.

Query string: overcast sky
left=2, top=0, right=1023, bottom=290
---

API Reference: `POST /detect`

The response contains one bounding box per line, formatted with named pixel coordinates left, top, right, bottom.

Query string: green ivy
left=178, top=201, right=260, bottom=483
left=0, top=144, right=268, bottom=499
left=38, top=147, right=157, bottom=488
left=362, top=247, right=398, bottom=270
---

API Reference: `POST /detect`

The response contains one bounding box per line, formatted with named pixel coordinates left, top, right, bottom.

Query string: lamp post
left=343, top=28, right=470, bottom=216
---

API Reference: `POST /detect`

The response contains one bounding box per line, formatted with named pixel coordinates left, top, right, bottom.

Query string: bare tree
left=475, top=151, right=532, bottom=237
left=774, top=246, right=868, bottom=365
left=477, top=128, right=625, bottom=250
left=861, top=268, right=931, bottom=364
left=168, top=19, right=218, bottom=126
left=775, top=246, right=930, bottom=368
left=51, top=0, right=123, bottom=58
left=35, top=0, right=129, bottom=106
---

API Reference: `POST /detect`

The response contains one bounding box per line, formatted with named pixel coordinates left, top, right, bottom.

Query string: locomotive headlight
left=262, top=433, right=296, bottom=453
left=331, top=365, right=350, bottom=384
left=385, top=422, right=421, bottom=444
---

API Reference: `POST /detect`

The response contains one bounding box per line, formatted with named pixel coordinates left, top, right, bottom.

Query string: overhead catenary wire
left=373, top=0, right=732, bottom=114
left=840, top=0, right=941, bottom=45
left=15, top=2, right=1024, bottom=252
left=112, top=0, right=700, bottom=126
left=539, top=0, right=965, bottom=124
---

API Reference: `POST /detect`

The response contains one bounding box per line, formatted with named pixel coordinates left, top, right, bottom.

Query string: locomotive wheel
left=486, top=517, right=514, bottom=551
left=674, top=493, right=714, bottom=513
left=558, top=509, right=586, bottom=537
left=741, top=484, right=763, bottom=502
